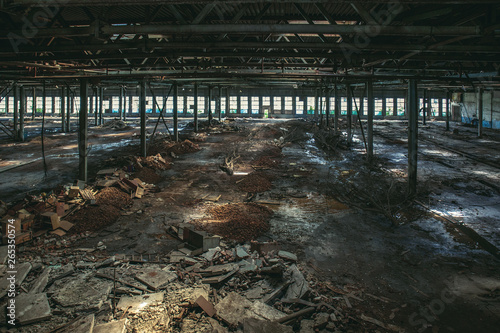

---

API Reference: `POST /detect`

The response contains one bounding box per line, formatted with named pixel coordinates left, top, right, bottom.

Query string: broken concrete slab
left=236, top=246, right=250, bottom=259
left=208, top=317, right=228, bottom=333
left=250, top=301, right=286, bottom=321
left=135, top=269, right=177, bottom=290
left=196, top=295, right=216, bottom=317
left=300, top=319, right=315, bottom=333
left=245, top=286, right=264, bottom=299
left=64, top=314, right=95, bottom=333
left=199, top=263, right=238, bottom=277
left=239, top=260, right=258, bottom=274
left=51, top=277, right=112, bottom=310
left=243, top=318, right=293, bottom=333
left=201, top=247, right=221, bottom=261
left=278, top=250, right=298, bottom=262
left=214, top=292, right=256, bottom=326
left=284, top=264, right=309, bottom=300
left=29, top=266, right=52, bottom=294
left=314, top=312, right=330, bottom=329
left=15, top=293, right=51, bottom=325
left=93, top=319, right=127, bottom=333
left=117, top=292, right=164, bottom=314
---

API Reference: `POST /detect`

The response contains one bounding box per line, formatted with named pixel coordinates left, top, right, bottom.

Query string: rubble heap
left=238, top=173, right=273, bottom=193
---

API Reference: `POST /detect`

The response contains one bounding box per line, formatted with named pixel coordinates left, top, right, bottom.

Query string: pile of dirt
left=95, top=187, right=132, bottom=208
left=238, top=172, right=272, bottom=193
left=152, top=139, right=201, bottom=155
left=133, top=167, right=162, bottom=184
left=200, top=203, right=273, bottom=241
left=101, top=119, right=131, bottom=130
left=252, top=156, right=281, bottom=168
left=136, top=153, right=171, bottom=170
left=251, top=125, right=283, bottom=139
left=68, top=204, right=121, bottom=233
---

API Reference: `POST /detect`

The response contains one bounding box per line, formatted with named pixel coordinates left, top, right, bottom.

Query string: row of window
left=0, top=96, right=450, bottom=116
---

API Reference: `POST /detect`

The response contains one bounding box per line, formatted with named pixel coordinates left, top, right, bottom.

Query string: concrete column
left=326, top=89, right=330, bottom=126
left=314, top=89, right=319, bottom=116
left=393, top=97, right=398, bottom=117
left=218, top=86, right=222, bottom=121
left=94, top=88, right=98, bottom=126
left=173, top=82, right=179, bottom=141
left=119, top=87, right=124, bottom=120
left=438, top=96, right=443, bottom=118
left=79, top=78, right=88, bottom=183
left=66, top=86, right=71, bottom=131
left=42, top=81, right=46, bottom=121
left=237, top=94, right=241, bottom=115
left=128, top=93, right=133, bottom=116
left=334, top=84, right=339, bottom=134
left=259, top=95, right=263, bottom=117
left=140, top=80, right=147, bottom=157
left=347, top=84, right=352, bottom=145
left=19, top=86, right=25, bottom=142
left=183, top=89, right=187, bottom=117
left=109, top=93, right=113, bottom=116
left=61, top=87, right=66, bottom=132
left=51, top=92, right=56, bottom=115
left=249, top=94, right=253, bottom=116
left=422, top=89, right=427, bottom=125
left=99, top=87, right=103, bottom=125
left=208, top=86, right=212, bottom=122
left=478, top=87, right=483, bottom=137
left=292, top=92, right=296, bottom=116
left=381, top=97, right=386, bottom=118
left=367, top=81, right=374, bottom=160
left=13, top=85, right=18, bottom=139
left=446, top=91, right=450, bottom=131
left=408, top=79, right=418, bottom=196
left=194, top=82, right=198, bottom=132
left=225, top=87, right=230, bottom=116
left=359, top=94, right=364, bottom=117
left=32, top=87, right=36, bottom=120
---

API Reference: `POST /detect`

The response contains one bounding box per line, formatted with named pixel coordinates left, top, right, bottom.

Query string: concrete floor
left=1, top=116, right=499, bottom=332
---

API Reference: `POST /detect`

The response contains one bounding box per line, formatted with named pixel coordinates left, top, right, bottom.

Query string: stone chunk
left=0, top=262, right=32, bottom=298
left=93, top=319, right=127, bottom=333
left=135, top=269, right=177, bottom=290
left=284, top=264, right=309, bottom=299
left=117, top=292, right=164, bottom=314
left=16, top=293, right=51, bottom=325
left=51, top=277, right=112, bottom=310
left=278, top=250, right=298, bottom=262
left=250, top=301, right=286, bottom=321
left=300, top=319, right=315, bottom=333
left=314, top=312, right=330, bottom=328
left=29, top=267, right=52, bottom=294
left=64, top=314, right=95, bottom=333
left=243, top=318, right=293, bottom=333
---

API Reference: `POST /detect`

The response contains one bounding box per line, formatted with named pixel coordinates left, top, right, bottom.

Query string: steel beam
left=422, top=89, right=427, bottom=125
left=478, top=87, right=483, bottom=137
left=32, top=87, right=36, bottom=120
left=61, top=86, right=66, bottom=132
left=347, top=84, right=352, bottom=145
left=13, top=84, right=18, bottom=140
left=67, top=86, right=71, bottom=131
left=119, top=87, right=124, bottom=120
left=326, top=88, right=330, bottom=127
left=218, top=86, right=222, bottom=121
left=334, top=83, right=339, bottom=134
left=99, top=87, right=103, bottom=125
left=408, top=79, right=418, bottom=196
left=79, top=78, right=88, bottom=183
left=446, top=91, right=450, bottom=131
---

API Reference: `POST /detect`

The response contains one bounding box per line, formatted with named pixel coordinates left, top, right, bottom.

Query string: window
left=221, top=97, right=226, bottom=114
left=375, top=99, right=383, bottom=116
left=431, top=99, right=439, bottom=116
left=187, top=96, right=195, bottom=114
left=307, top=97, right=315, bottom=114
left=363, top=98, right=368, bottom=115
left=177, top=96, right=184, bottom=113
left=284, top=97, right=293, bottom=111
left=240, top=96, right=248, bottom=114
left=146, top=96, right=154, bottom=113
left=262, top=96, right=271, bottom=106
left=103, top=99, right=110, bottom=113
left=251, top=97, right=259, bottom=114
left=296, top=97, right=304, bottom=115
left=341, top=97, right=347, bottom=115
left=273, top=96, right=281, bottom=110
left=397, top=98, right=405, bottom=116
left=230, top=96, right=238, bottom=113
left=210, top=100, right=216, bottom=112
left=442, top=99, right=447, bottom=116
left=197, top=96, right=205, bottom=113
left=352, top=98, right=360, bottom=115
left=155, top=97, right=163, bottom=113
left=329, top=97, right=335, bottom=114
left=0, top=98, right=6, bottom=113
left=166, top=97, right=173, bottom=113
left=386, top=98, right=394, bottom=115
left=112, top=97, right=119, bottom=113
left=132, top=96, right=139, bottom=113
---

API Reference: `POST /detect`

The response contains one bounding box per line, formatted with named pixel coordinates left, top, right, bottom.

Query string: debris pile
left=100, top=119, right=131, bottom=130
left=238, top=172, right=273, bottom=193
left=68, top=204, right=121, bottom=234
left=133, top=167, right=163, bottom=184
left=155, top=139, right=201, bottom=156
left=135, top=153, right=171, bottom=171
left=196, top=203, right=273, bottom=241
left=95, top=187, right=133, bottom=208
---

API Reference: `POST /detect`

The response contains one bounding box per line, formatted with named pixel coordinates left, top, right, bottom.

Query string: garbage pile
left=100, top=119, right=131, bottom=131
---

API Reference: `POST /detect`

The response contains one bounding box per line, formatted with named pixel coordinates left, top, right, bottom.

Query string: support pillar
left=478, top=87, right=483, bottom=137
left=446, top=91, right=450, bottom=131
left=393, top=97, right=398, bottom=117
left=225, top=87, right=230, bottom=117
left=128, top=93, right=133, bottom=117
left=367, top=81, right=374, bottom=160
left=422, top=89, right=427, bottom=125
left=438, top=96, right=443, bottom=118
left=66, top=86, right=71, bottom=131
left=334, top=84, right=339, bottom=134
left=408, top=79, right=418, bottom=196
left=326, top=88, right=330, bottom=127
left=19, top=86, right=25, bottom=142
left=94, top=88, right=98, bottom=126
left=140, top=80, right=147, bottom=157
left=347, top=84, right=352, bottom=145
left=61, top=87, right=66, bottom=132
left=13, top=85, right=18, bottom=140
left=173, top=82, right=179, bottom=141
left=208, top=86, right=212, bottom=123
left=79, top=79, right=88, bottom=183
left=381, top=97, right=386, bottom=118
left=218, top=86, right=222, bottom=121
left=314, top=89, right=319, bottom=116
left=194, top=83, right=198, bottom=132
left=51, top=92, right=55, bottom=115
left=42, top=81, right=46, bottom=120
left=119, top=87, right=124, bottom=120
left=32, top=87, right=36, bottom=120
left=99, top=87, right=103, bottom=125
